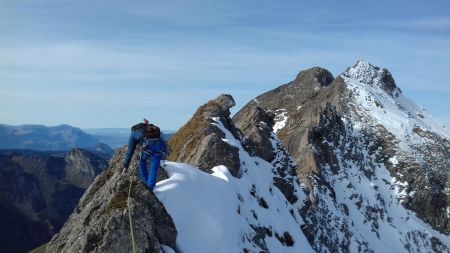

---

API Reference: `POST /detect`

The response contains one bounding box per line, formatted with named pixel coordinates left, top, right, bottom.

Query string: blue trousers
left=139, top=138, right=166, bottom=190
left=122, top=129, right=143, bottom=169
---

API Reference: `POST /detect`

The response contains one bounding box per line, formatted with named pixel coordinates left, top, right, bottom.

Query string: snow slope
left=308, top=121, right=450, bottom=252
left=343, top=60, right=450, bottom=143
left=155, top=118, right=314, bottom=253
left=297, top=61, right=450, bottom=252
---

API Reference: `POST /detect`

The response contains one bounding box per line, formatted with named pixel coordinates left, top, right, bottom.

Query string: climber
left=122, top=119, right=167, bottom=190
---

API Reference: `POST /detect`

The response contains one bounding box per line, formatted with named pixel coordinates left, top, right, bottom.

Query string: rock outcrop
left=234, top=67, right=343, bottom=183
left=233, top=105, right=275, bottom=162
left=46, top=147, right=177, bottom=253
left=64, top=148, right=109, bottom=188
left=168, top=94, right=242, bottom=176
left=233, top=104, right=300, bottom=204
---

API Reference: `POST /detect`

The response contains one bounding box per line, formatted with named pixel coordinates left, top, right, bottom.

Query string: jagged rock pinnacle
left=344, top=60, right=399, bottom=95
left=215, top=94, right=236, bottom=111
left=294, top=67, right=334, bottom=87
left=233, top=105, right=275, bottom=162
left=168, top=94, right=241, bottom=176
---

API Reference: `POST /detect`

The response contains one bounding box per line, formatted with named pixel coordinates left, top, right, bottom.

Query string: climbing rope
left=126, top=154, right=167, bottom=253
left=127, top=174, right=137, bottom=253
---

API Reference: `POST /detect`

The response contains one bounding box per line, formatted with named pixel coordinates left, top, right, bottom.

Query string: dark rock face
left=233, top=105, right=275, bottom=162
left=0, top=149, right=108, bottom=253
left=389, top=127, right=450, bottom=234
left=0, top=196, right=52, bottom=253
left=237, top=71, right=344, bottom=185
left=233, top=104, right=299, bottom=204
left=169, top=94, right=242, bottom=176
left=46, top=167, right=177, bottom=253
left=192, top=133, right=240, bottom=174
left=64, top=148, right=108, bottom=188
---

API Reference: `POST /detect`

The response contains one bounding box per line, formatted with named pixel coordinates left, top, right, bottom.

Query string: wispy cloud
left=1, top=0, right=449, bottom=128
left=379, top=17, right=450, bottom=31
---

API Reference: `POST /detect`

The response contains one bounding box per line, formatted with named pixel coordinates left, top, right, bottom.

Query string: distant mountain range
left=0, top=124, right=175, bottom=155
left=0, top=124, right=114, bottom=156
left=83, top=128, right=130, bottom=149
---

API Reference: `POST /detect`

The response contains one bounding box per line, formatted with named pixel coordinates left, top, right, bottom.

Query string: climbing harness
left=141, top=149, right=165, bottom=156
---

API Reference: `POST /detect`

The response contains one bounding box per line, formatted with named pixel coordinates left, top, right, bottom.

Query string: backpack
left=131, top=122, right=146, bottom=131
left=143, top=124, right=161, bottom=139
left=131, top=123, right=161, bottom=138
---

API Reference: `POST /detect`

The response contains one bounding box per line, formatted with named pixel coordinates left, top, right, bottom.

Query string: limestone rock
left=233, top=105, right=275, bottom=162
left=46, top=168, right=177, bottom=253
left=168, top=94, right=241, bottom=176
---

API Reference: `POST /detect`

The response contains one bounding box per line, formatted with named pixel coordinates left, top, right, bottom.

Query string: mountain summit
left=344, top=60, right=399, bottom=95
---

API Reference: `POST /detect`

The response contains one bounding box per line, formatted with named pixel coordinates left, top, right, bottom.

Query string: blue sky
left=1, top=0, right=449, bottom=130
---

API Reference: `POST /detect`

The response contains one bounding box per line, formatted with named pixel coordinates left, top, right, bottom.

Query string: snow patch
left=273, top=109, right=288, bottom=133
left=161, top=245, right=175, bottom=253
left=388, top=156, right=399, bottom=166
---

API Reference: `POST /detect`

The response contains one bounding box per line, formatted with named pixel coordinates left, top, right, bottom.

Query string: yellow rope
left=127, top=176, right=137, bottom=253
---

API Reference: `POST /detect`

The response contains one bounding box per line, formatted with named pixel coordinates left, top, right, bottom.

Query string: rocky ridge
left=168, top=94, right=242, bottom=176
left=46, top=163, right=176, bottom=253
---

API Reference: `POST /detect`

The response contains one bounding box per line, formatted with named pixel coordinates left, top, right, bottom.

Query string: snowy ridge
left=155, top=118, right=314, bottom=253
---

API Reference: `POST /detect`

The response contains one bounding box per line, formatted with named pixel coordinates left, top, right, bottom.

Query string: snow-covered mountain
left=234, top=60, right=450, bottom=252
left=44, top=61, right=449, bottom=253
